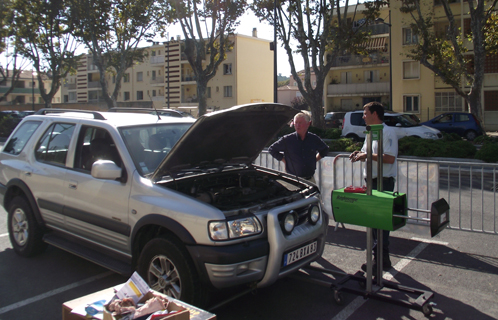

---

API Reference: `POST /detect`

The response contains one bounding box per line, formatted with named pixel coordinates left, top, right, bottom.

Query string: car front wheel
left=8, top=196, right=47, bottom=257
left=465, top=130, right=477, bottom=141
left=137, top=236, right=207, bottom=307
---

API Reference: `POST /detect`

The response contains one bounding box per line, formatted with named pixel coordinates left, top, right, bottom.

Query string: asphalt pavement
left=1, top=209, right=497, bottom=320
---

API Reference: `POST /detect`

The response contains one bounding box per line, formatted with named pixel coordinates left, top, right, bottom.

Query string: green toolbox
left=331, top=188, right=408, bottom=231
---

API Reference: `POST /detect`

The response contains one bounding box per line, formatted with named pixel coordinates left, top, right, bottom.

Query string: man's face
left=293, top=115, right=311, bottom=136
left=363, top=108, right=376, bottom=125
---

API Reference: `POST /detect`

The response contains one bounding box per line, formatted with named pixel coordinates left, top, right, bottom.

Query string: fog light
left=308, top=205, right=320, bottom=225
left=283, top=211, right=297, bottom=235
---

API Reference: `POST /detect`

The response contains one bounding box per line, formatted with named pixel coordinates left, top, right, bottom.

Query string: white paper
left=115, top=271, right=151, bottom=304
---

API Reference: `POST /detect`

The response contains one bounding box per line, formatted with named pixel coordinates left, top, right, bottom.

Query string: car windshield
left=385, top=114, right=419, bottom=127
left=120, top=123, right=193, bottom=176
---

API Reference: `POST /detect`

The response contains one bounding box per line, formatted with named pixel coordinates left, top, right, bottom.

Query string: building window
left=485, top=91, right=498, bottom=111
left=137, top=91, right=144, bottom=100
left=206, top=87, right=211, bottom=98
left=403, top=61, right=420, bottom=79
left=403, top=28, right=418, bottom=45
left=64, top=95, right=68, bottom=102
left=224, top=86, right=232, bottom=97
left=124, top=92, right=130, bottom=101
left=435, top=92, right=463, bottom=112
left=152, top=70, right=156, bottom=80
left=137, top=72, right=143, bottom=82
left=151, top=50, right=156, bottom=56
left=404, top=95, right=420, bottom=113
left=341, top=71, right=353, bottom=84
left=123, top=73, right=130, bottom=83
left=69, top=92, right=76, bottom=101
left=223, top=63, right=232, bottom=75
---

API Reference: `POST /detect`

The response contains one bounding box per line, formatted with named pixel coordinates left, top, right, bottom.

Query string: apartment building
left=324, top=1, right=498, bottom=130
left=60, top=29, right=274, bottom=116
left=0, top=70, right=60, bottom=109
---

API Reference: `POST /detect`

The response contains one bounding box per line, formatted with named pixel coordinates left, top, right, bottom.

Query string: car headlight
left=308, top=205, right=320, bottom=225
left=209, top=217, right=261, bottom=240
left=424, top=132, right=438, bottom=139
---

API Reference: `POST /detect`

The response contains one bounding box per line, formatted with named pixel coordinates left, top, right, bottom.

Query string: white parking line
left=331, top=237, right=442, bottom=320
left=0, top=233, right=8, bottom=238
left=0, top=271, right=114, bottom=315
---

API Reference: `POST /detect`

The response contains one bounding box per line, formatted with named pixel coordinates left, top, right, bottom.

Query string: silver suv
left=0, top=104, right=328, bottom=307
left=341, top=110, right=442, bottom=141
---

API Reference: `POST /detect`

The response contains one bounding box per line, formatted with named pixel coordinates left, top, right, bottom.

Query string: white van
left=341, top=111, right=442, bottom=141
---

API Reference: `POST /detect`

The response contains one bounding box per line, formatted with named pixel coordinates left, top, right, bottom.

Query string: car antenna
left=148, top=92, right=161, bottom=120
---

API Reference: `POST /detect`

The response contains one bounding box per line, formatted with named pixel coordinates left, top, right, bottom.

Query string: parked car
left=420, top=112, right=484, bottom=141
left=324, top=112, right=346, bottom=129
left=0, top=103, right=328, bottom=307
left=405, top=113, right=420, bottom=124
left=341, top=110, right=442, bottom=141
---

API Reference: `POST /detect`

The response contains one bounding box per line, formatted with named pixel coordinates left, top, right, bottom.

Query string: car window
left=455, top=114, right=470, bottom=122
left=3, top=121, right=42, bottom=155
left=350, top=113, right=365, bottom=126
left=35, top=123, right=75, bottom=166
left=120, top=123, right=192, bottom=176
left=75, top=126, right=122, bottom=172
left=436, top=114, right=453, bottom=123
left=385, top=114, right=418, bottom=127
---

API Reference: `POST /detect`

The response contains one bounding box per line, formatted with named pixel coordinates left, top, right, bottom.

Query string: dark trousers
left=372, top=177, right=395, bottom=262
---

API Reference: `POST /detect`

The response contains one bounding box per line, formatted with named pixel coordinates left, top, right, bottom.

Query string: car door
left=30, top=122, right=76, bottom=231
left=429, top=114, right=457, bottom=134
left=63, top=125, right=132, bottom=253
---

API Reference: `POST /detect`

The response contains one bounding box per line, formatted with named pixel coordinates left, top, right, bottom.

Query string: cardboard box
left=103, top=291, right=189, bottom=320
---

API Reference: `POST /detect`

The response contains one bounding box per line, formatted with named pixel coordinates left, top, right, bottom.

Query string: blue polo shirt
left=268, top=132, right=329, bottom=178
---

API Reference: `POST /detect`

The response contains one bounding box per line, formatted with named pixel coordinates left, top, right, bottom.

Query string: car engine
left=163, top=168, right=311, bottom=212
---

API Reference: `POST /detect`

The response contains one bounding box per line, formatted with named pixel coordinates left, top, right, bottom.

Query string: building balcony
left=150, top=77, right=164, bottom=84
left=88, top=81, right=100, bottom=88
left=64, top=83, right=77, bottom=89
left=332, top=53, right=390, bottom=68
left=182, top=76, right=196, bottom=82
left=150, top=55, right=165, bottom=64
left=327, top=81, right=390, bottom=96
left=151, top=95, right=164, bottom=102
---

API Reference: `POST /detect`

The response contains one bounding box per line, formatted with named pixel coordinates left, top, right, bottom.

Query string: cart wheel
left=333, top=289, right=344, bottom=305
left=422, top=304, right=433, bottom=317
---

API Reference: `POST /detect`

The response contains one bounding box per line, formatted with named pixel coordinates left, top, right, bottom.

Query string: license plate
left=283, top=241, right=317, bottom=267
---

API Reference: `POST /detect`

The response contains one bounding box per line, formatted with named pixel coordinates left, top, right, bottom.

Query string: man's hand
left=349, top=151, right=366, bottom=162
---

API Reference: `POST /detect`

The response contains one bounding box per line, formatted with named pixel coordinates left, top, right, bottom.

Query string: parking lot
left=1, top=203, right=497, bottom=320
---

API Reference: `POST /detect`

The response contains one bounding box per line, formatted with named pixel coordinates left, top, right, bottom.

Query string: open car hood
left=151, top=103, right=298, bottom=180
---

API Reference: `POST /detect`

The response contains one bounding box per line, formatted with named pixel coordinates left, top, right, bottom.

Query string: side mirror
left=91, top=160, right=123, bottom=180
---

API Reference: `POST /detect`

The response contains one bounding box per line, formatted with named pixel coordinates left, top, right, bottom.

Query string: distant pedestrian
left=268, top=112, right=329, bottom=182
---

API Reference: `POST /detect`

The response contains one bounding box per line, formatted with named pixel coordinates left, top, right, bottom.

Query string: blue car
left=421, top=112, right=484, bottom=141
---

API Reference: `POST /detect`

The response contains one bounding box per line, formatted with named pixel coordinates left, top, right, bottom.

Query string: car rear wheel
left=465, top=130, right=477, bottom=141
left=8, top=196, right=47, bottom=257
left=137, top=236, right=208, bottom=307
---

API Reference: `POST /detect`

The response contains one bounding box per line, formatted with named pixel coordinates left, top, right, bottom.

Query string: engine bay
left=162, top=168, right=311, bottom=212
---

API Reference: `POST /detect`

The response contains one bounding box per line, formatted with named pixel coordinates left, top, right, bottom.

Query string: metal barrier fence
left=255, top=151, right=498, bottom=235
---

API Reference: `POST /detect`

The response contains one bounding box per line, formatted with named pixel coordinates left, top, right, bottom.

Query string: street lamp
left=31, top=70, right=37, bottom=111
left=375, top=16, right=392, bottom=111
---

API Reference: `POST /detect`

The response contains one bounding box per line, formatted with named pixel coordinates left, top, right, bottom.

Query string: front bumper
left=189, top=196, right=328, bottom=289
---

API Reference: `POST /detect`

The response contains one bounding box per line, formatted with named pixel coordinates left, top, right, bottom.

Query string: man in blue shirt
left=268, top=112, right=329, bottom=181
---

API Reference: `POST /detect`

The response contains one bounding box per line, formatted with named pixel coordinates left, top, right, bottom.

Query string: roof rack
left=109, top=107, right=154, bottom=113
left=35, top=109, right=106, bottom=120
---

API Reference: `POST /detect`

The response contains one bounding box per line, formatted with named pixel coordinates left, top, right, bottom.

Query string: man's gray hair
left=294, top=111, right=311, bottom=122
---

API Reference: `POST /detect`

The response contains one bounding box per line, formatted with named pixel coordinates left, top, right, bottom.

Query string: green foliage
left=322, top=128, right=342, bottom=140
left=0, top=115, right=20, bottom=137
left=327, top=138, right=361, bottom=152
left=398, top=136, right=476, bottom=158
left=441, top=132, right=462, bottom=142
left=474, top=134, right=498, bottom=145
left=475, top=142, right=498, bottom=163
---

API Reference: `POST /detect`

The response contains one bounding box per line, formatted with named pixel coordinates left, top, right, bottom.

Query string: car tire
left=8, top=196, right=47, bottom=257
left=345, top=134, right=360, bottom=142
left=137, top=236, right=208, bottom=307
left=465, top=130, right=477, bottom=141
